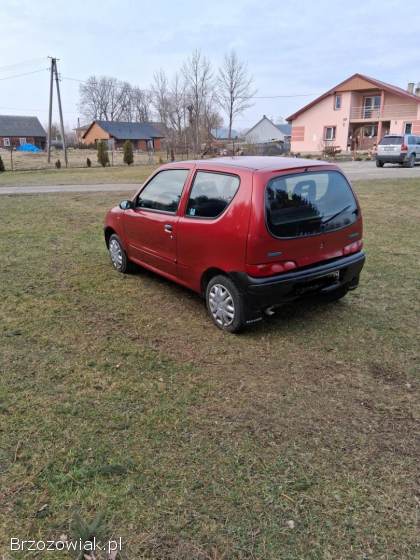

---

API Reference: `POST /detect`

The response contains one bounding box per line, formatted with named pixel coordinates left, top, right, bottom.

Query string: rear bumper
left=232, top=252, right=365, bottom=315
left=376, top=154, right=407, bottom=163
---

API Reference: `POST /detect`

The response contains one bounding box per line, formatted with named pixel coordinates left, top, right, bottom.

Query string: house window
left=324, top=126, right=336, bottom=141
left=19, top=137, right=26, bottom=146
left=364, top=124, right=378, bottom=138
left=334, top=95, right=342, bottom=110
left=3, top=137, right=10, bottom=147
left=404, top=123, right=412, bottom=134
left=363, top=96, right=381, bottom=118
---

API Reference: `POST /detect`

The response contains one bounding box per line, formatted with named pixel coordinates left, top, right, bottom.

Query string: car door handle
left=164, top=224, right=173, bottom=232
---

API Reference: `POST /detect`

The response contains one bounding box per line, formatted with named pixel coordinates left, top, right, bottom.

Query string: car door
left=123, top=168, right=191, bottom=277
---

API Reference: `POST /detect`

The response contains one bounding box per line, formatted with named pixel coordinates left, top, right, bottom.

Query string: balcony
left=350, top=103, right=418, bottom=121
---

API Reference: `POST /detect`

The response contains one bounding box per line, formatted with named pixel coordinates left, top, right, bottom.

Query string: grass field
left=0, top=179, right=419, bottom=559
left=0, top=165, right=157, bottom=187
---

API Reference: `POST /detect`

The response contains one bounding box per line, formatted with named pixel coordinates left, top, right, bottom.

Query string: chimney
left=415, top=83, right=420, bottom=97
left=407, top=82, right=415, bottom=94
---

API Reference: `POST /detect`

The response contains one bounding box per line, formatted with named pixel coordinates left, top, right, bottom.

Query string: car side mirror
left=119, top=200, right=133, bottom=210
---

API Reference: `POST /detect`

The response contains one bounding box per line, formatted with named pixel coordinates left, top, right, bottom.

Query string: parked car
left=376, top=134, right=420, bottom=167
left=104, top=157, right=365, bottom=332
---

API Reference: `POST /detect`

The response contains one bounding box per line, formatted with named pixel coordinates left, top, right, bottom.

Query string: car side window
left=136, top=169, right=189, bottom=213
left=186, top=171, right=240, bottom=218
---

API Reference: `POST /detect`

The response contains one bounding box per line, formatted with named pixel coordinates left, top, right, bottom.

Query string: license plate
left=319, top=271, right=340, bottom=281
left=295, top=271, right=340, bottom=295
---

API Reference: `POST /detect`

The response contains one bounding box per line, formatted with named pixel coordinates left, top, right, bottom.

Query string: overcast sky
left=1, top=0, right=419, bottom=132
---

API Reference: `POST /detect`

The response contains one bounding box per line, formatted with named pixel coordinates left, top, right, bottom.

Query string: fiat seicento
left=104, top=157, right=365, bottom=332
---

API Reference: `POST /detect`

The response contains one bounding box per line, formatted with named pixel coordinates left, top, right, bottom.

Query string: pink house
left=287, top=74, right=420, bottom=154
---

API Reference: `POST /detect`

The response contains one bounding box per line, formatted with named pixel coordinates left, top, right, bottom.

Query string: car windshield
left=265, top=170, right=358, bottom=238
left=379, top=136, right=403, bottom=145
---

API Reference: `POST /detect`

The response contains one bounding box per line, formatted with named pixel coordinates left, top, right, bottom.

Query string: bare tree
left=79, top=76, right=131, bottom=122
left=217, top=50, right=256, bottom=139
left=182, top=50, right=214, bottom=152
left=151, top=70, right=171, bottom=128
left=167, top=72, right=188, bottom=145
left=130, top=87, right=152, bottom=122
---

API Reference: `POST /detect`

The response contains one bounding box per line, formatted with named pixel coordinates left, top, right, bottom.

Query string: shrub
left=97, top=141, right=109, bottom=167
left=55, top=159, right=61, bottom=169
left=86, top=157, right=92, bottom=168
left=0, top=155, right=5, bottom=172
left=123, top=140, right=134, bottom=165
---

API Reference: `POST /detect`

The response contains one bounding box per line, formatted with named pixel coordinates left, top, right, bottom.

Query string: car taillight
left=343, top=239, right=363, bottom=255
left=401, top=143, right=408, bottom=152
left=246, top=260, right=297, bottom=277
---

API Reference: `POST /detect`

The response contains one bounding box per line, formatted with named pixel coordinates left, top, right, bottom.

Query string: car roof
left=164, top=156, right=330, bottom=172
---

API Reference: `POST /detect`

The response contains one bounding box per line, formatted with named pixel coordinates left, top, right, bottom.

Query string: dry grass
left=0, top=165, right=158, bottom=187
left=0, top=179, right=419, bottom=559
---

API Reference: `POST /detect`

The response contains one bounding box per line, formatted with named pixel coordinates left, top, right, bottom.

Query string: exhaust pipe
left=265, top=306, right=276, bottom=316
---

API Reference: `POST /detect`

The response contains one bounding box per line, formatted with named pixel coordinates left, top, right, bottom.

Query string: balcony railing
left=350, top=104, right=418, bottom=120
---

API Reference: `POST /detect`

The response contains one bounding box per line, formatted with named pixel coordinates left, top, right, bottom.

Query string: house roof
left=245, top=116, right=290, bottom=138
left=0, top=115, right=46, bottom=137
left=82, top=120, right=164, bottom=140
left=287, top=73, right=420, bottom=121
left=211, top=127, right=239, bottom=139
left=275, top=123, right=292, bottom=135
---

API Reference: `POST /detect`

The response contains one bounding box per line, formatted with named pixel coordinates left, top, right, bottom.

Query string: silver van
left=376, top=134, right=420, bottom=167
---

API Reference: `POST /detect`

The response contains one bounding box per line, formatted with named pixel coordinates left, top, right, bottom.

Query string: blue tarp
left=16, top=143, right=42, bottom=152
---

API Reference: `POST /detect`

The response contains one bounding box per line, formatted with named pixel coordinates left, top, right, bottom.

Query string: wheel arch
left=200, top=267, right=230, bottom=295
left=104, top=226, right=116, bottom=247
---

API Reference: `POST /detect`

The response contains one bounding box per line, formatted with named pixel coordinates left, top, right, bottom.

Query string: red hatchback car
left=104, top=157, right=365, bottom=332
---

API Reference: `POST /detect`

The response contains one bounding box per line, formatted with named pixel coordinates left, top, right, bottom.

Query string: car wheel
left=376, top=160, right=384, bottom=168
left=406, top=154, right=415, bottom=168
left=108, top=234, right=130, bottom=273
left=206, top=275, right=246, bottom=333
left=319, top=285, right=349, bottom=303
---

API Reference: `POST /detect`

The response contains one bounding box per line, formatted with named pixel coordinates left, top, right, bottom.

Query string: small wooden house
left=0, top=115, right=47, bottom=149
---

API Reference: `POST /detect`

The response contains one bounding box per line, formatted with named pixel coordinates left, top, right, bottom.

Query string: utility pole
left=47, top=57, right=68, bottom=167
left=47, top=57, right=54, bottom=163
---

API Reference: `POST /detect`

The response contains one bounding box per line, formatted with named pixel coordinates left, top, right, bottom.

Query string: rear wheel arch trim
left=200, top=267, right=234, bottom=295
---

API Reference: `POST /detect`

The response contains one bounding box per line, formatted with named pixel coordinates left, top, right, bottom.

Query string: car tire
left=406, top=154, right=415, bottom=168
left=376, top=160, right=384, bottom=168
left=205, top=275, right=246, bottom=333
left=108, top=233, right=130, bottom=273
left=319, top=285, right=349, bottom=303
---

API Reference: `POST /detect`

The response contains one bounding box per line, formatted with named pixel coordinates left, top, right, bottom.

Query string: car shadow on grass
left=126, top=261, right=350, bottom=336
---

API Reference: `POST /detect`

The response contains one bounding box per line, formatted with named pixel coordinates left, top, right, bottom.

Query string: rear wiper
left=322, top=205, right=356, bottom=225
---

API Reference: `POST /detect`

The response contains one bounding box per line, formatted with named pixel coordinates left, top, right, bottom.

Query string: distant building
left=0, top=115, right=46, bottom=149
left=81, top=120, right=165, bottom=150
left=244, top=116, right=291, bottom=144
left=211, top=127, right=239, bottom=140
left=74, top=123, right=90, bottom=143
left=287, top=73, right=420, bottom=153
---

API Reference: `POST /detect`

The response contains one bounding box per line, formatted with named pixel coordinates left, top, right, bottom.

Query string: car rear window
left=379, top=136, right=403, bottom=145
left=265, top=170, right=358, bottom=238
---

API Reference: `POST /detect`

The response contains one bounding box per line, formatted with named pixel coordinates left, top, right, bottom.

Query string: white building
left=245, top=115, right=291, bottom=144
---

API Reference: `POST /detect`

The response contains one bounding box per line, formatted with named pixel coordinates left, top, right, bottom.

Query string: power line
left=0, top=68, right=48, bottom=81
left=0, top=57, right=47, bottom=73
